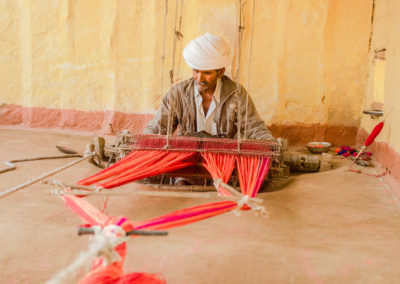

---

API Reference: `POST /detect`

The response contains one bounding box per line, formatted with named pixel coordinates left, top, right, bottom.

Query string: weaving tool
left=102, top=132, right=286, bottom=179
left=121, top=134, right=279, bottom=156
left=89, top=132, right=284, bottom=192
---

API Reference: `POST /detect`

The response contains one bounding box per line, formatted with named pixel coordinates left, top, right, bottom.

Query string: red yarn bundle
left=364, top=121, right=384, bottom=147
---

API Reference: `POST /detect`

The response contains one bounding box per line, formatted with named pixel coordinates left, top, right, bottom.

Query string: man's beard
left=195, top=81, right=209, bottom=91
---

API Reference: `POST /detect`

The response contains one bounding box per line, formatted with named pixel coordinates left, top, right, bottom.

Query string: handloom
left=78, top=134, right=279, bottom=202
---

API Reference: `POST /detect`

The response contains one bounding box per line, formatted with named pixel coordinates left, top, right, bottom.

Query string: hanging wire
left=157, top=0, right=169, bottom=135
left=159, top=0, right=168, bottom=100
left=235, top=0, right=246, bottom=147
left=244, top=0, right=256, bottom=139
left=175, top=0, right=185, bottom=81
left=166, top=0, right=183, bottom=142
left=169, top=0, right=180, bottom=84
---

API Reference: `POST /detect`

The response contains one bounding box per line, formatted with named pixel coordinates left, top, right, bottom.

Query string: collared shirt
left=194, top=78, right=221, bottom=135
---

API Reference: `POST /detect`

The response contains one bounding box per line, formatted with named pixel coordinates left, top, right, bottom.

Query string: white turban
left=183, top=33, right=231, bottom=70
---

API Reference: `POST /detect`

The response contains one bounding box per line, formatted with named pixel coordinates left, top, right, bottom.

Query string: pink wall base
left=357, top=128, right=400, bottom=182
left=0, top=104, right=152, bottom=134
left=270, top=123, right=358, bottom=147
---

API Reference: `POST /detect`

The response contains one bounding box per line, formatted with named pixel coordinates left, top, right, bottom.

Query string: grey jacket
left=144, top=75, right=274, bottom=141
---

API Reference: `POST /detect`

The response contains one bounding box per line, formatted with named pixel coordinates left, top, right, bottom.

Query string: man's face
left=192, top=68, right=224, bottom=93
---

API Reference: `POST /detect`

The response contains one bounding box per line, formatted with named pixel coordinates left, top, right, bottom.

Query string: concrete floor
left=1, top=128, right=400, bottom=283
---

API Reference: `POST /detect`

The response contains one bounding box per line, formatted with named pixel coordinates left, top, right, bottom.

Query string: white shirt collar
left=194, top=78, right=221, bottom=135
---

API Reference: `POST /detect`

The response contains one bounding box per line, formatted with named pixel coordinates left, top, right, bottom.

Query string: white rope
left=236, top=194, right=249, bottom=209
left=234, top=194, right=268, bottom=217
left=45, top=225, right=128, bottom=284
left=212, top=177, right=266, bottom=215
left=213, top=178, right=222, bottom=196
left=249, top=203, right=268, bottom=217
left=213, top=177, right=241, bottom=197
left=95, top=225, right=127, bottom=265
left=0, top=153, right=94, bottom=200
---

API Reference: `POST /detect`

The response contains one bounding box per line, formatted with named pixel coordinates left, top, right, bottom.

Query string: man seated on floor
left=144, top=33, right=274, bottom=141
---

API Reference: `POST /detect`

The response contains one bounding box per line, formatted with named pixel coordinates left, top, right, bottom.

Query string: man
left=144, top=33, right=274, bottom=141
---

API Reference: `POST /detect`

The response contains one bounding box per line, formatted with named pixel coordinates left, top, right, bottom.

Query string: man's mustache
left=195, top=81, right=208, bottom=87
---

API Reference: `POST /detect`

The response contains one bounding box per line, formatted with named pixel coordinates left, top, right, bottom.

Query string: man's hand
left=185, top=131, right=216, bottom=139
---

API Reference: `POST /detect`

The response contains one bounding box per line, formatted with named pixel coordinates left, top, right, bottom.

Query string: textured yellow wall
left=361, top=0, right=400, bottom=153
left=0, top=0, right=373, bottom=127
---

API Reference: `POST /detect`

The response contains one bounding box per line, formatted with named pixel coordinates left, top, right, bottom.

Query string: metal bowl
left=307, top=142, right=331, bottom=154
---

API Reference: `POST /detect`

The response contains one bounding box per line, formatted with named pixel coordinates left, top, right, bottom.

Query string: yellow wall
left=0, top=0, right=373, bottom=127
left=361, top=0, right=400, bottom=153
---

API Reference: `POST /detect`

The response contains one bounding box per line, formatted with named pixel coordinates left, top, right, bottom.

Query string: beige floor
left=1, top=128, right=400, bottom=283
